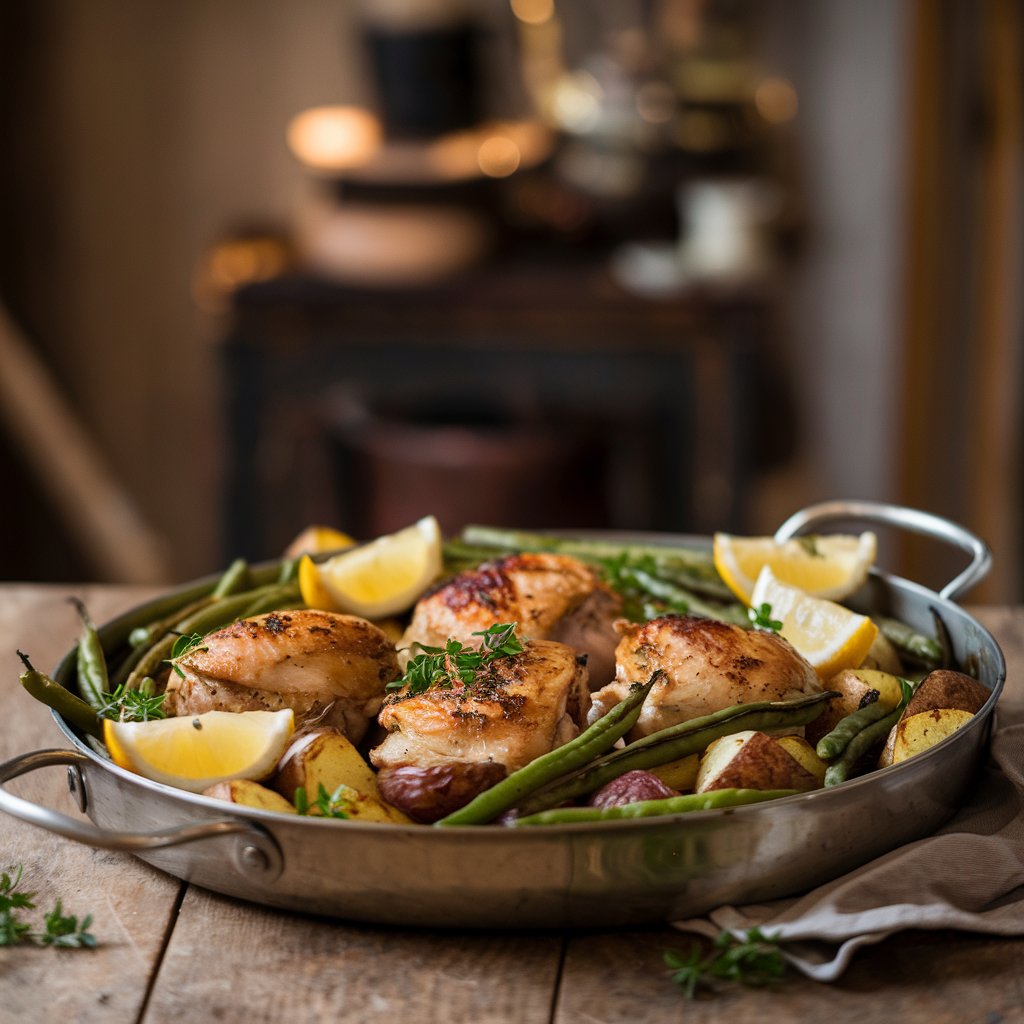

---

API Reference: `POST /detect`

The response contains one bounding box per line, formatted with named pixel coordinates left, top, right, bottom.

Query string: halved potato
left=806, top=667, right=904, bottom=744
left=271, top=727, right=410, bottom=824
left=902, top=670, right=990, bottom=718
left=776, top=735, right=828, bottom=786
left=859, top=631, right=904, bottom=674
left=890, top=708, right=975, bottom=764
left=203, top=779, right=299, bottom=813
left=649, top=753, right=700, bottom=792
left=696, top=730, right=819, bottom=794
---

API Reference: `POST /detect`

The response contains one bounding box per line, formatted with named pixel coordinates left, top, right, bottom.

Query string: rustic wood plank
left=0, top=586, right=180, bottom=1024
left=554, top=928, right=1024, bottom=1023
left=145, top=886, right=564, bottom=1024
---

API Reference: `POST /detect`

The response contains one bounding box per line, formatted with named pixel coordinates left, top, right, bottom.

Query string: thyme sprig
left=665, top=928, right=787, bottom=998
left=388, top=623, right=525, bottom=695
left=599, top=553, right=691, bottom=621
left=0, top=865, right=97, bottom=949
left=96, top=681, right=167, bottom=722
left=294, top=783, right=352, bottom=819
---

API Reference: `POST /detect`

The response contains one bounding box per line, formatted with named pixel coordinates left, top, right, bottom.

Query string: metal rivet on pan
left=66, top=766, right=87, bottom=813
left=240, top=845, right=269, bottom=872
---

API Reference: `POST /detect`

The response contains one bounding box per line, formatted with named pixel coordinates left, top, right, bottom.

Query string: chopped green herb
left=0, top=865, right=96, bottom=949
left=388, top=623, right=525, bottom=696
left=665, top=927, right=787, bottom=998
left=748, top=602, right=783, bottom=632
left=167, top=632, right=208, bottom=679
left=294, top=783, right=352, bottom=819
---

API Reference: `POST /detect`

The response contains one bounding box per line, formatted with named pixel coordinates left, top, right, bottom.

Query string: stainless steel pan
left=0, top=501, right=1005, bottom=928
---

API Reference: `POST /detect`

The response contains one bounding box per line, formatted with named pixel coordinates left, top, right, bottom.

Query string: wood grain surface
left=1, top=587, right=1022, bottom=1024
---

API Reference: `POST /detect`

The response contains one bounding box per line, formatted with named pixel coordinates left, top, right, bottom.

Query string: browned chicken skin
left=370, top=638, right=590, bottom=820
left=590, top=614, right=821, bottom=739
left=165, top=609, right=399, bottom=743
left=399, top=553, right=621, bottom=688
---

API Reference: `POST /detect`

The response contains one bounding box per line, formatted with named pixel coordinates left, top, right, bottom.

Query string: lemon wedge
left=713, top=530, right=877, bottom=605
left=103, top=709, right=295, bottom=793
left=750, top=566, right=879, bottom=680
left=283, top=525, right=357, bottom=560
left=298, top=514, right=443, bottom=618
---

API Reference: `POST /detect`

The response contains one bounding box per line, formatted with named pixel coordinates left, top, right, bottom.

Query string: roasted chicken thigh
left=590, top=614, right=820, bottom=739
left=399, top=552, right=621, bottom=688
left=370, top=638, right=590, bottom=821
left=165, top=609, right=399, bottom=743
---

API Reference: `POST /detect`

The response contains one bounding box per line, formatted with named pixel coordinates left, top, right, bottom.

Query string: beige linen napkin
left=673, top=703, right=1024, bottom=981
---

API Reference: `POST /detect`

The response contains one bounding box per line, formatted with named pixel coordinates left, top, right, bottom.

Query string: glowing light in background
left=510, top=0, right=555, bottom=26
left=755, top=77, right=799, bottom=124
left=477, top=135, right=522, bottom=177
left=550, top=71, right=604, bottom=133
left=286, top=105, right=382, bottom=172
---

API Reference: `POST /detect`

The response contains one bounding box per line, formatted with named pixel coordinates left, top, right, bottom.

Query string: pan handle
left=0, top=747, right=283, bottom=879
left=773, top=499, right=992, bottom=602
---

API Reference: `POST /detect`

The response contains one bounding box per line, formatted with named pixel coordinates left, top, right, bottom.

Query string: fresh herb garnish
left=96, top=681, right=167, bottom=722
left=0, top=865, right=96, bottom=949
left=388, top=622, right=525, bottom=696
left=294, top=783, right=353, bottom=819
left=167, top=632, right=208, bottom=679
left=664, top=928, right=787, bottom=998
left=748, top=602, right=783, bottom=632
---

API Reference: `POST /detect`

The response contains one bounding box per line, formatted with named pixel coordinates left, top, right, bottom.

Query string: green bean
left=877, top=616, right=944, bottom=669
left=124, top=634, right=178, bottom=692
left=122, top=581, right=302, bottom=690
left=277, top=558, right=299, bottom=585
left=434, top=673, right=663, bottom=827
left=212, top=557, right=251, bottom=598
left=513, top=788, right=801, bottom=826
left=823, top=706, right=904, bottom=787
left=69, top=597, right=109, bottom=712
left=127, top=596, right=215, bottom=650
left=236, top=582, right=302, bottom=619
left=18, top=651, right=102, bottom=738
left=458, top=526, right=730, bottom=596
left=513, top=691, right=838, bottom=818
left=814, top=692, right=891, bottom=760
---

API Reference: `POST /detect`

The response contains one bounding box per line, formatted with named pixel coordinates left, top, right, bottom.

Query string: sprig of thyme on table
left=0, top=865, right=97, bottom=949
left=665, top=928, right=788, bottom=998
left=387, top=622, right=525, bottom=696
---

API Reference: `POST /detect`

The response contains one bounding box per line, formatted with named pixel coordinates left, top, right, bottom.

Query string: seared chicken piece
left=370, top=638, right=590, bottom=821
left=590, top=614, right=820, bottom=739
left=165, top=610, right=399, bottom=743
left=399, top=553, right=621, bottom=688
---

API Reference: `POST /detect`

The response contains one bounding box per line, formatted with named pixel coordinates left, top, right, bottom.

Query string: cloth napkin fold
left=673, top=702, right=1024, bottom=981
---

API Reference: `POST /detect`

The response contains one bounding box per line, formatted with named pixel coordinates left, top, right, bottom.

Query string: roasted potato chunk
left=879, top=708, right=976, bottom=767
left=902, top=670, right=990, bottom=718
left=696, top=730, right=819, bottom=794
left=203, top=779, right=298, bottom=814
left=807, top=667, right=904, bottom=745
left=272, top=726, right=410, bottom=824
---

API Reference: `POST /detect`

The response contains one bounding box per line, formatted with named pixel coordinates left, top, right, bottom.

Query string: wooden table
left=2, top=586, right=1022, bottom=1023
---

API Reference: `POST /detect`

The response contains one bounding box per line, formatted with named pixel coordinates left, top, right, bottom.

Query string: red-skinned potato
left=696, top=730, right=819, bottom=793
left=376, top=762, right=506, bottom=824
left=588, top=770, right=677, bottom=809
left=902, top=670, right=990, bottom=718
